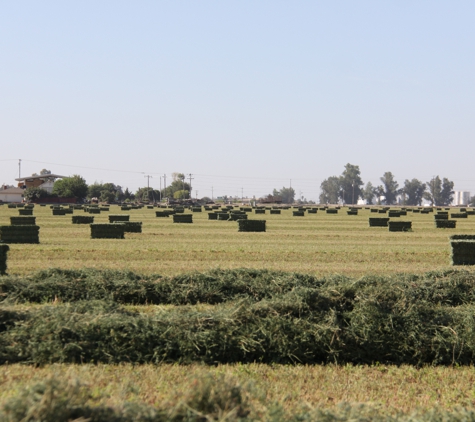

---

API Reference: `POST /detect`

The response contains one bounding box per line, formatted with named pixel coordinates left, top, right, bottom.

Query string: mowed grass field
left=2, top=204, right=474, bottom=277
left=2, top=203, right=475, bottom=419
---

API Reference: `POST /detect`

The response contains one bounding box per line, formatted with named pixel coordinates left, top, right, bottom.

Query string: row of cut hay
left=90, top=223, right=125, bottom=239
left=451, top=235, right=475, bottom=265
left=0, top=244, right=8, bottom=275
left=72, top=215, right=94, bottom=224
left=0, top=225, right=40, bottom=243
left=7, top=269, right=475, bottom=365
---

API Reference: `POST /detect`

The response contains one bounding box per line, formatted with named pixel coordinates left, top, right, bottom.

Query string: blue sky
left=1, top=1, right=474, bottom=200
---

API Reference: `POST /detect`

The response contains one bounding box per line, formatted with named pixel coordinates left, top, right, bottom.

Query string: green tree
left=403, top=179, right=426, bottom=206
left=88, top=183, right=121, bottom=201
left=173, top=190, right=189, bottom=199
left=319, top=176, right=340, bottom=204
left=362, top=182, right=376, bottom=205
left=424, top=176, right=454, bottom=206
left=23, top=187, right=53, bottom=201
left=135, top=187, right=161, bottom=203
left=272, top=187, right=295, bottom=204
left=339, top=163, right=363, bottom=205
left=162, top=173, right=191, bottom=199
left=52, top=175, right=88, bottom=200
left=379, top=172, right=400, bottom=205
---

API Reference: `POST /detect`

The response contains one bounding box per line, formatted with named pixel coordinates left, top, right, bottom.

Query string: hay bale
left=173, top=214, right=193, bottom=224
left=121, top=206, right=131, bottom=211
left=369, top=218, right=389, bottom=227
left=156, top=211, right=170, bottom=218
left=208, top=212, right=218, bottom=220
left=119, top=221, right=142, bottom=233
left=0, top=225, right=40, bottom=243
left=90, top=223, right=125, bottom=239
left=217, top=213, right=230, bottom=221
left=255, top=209, right=266, bottom=214
left=307, top=209, right=317, bottom=214
left=450, top=235, right=475, bottom=265
left=270, top=209, right=281, bottom=215
left=18, top=209, right=33, bottom=216
left=7, top=204, right=16, bottom=209
left=451, top=213, right=468, bottom=219
left=72, top=216, right=94, bottom=224
left=10, top=217, right=36, bottom=225
left=0, top=244, right=9, bottom=275
left=229, top=213, right=247, bottom=221
left=238, top=219, right=266, bottom=232
left=52, top=209, right=67, bottom=216
left=293, top=211, right=305, bottom=217
left=192, top=207, right=202, bottom=212
left=435, top=219, right=456, bottom=229
left=109, top=215, right=130, bottom=222
left=435, top=214, right=449, bottom=220
left=347, top=210, right=358, bottom=216
left=388, top=210, right=401, bottom=217
left=388, top=221, right=412, bottom=232
left=326, top=209, right=338, bottom=214
left=88, top=208, right=101, bottom=214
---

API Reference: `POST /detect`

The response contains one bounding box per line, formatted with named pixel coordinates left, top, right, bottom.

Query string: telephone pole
left=18, top=159, right=21, bottom=178
left=163, top=174, right=167, bottom=201
left=211, top=186, right=214, bottom=201
left=188, top=174, right=194, bottom=200
left=144, top=175, right=152, bottom=202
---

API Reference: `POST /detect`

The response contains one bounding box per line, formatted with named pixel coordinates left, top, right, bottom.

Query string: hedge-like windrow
left=0, top=244, right=9, bottom=275
left=4, top=269, right=475, bottom=365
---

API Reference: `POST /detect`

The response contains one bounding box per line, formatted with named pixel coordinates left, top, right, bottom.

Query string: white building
left=0, top=186, right=24, bottom=203
left=453, top=191, right=471, bottom=206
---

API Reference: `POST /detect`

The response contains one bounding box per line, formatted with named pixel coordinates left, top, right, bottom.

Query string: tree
left=379, top=172, right=400, bottom=205
left=403, top=179, right=426, bottom=206
left=362, top=182, right=376, bottom=205
left=52, top=175, right=88, bottom=200
left=23, top=187, right=53, bottom=201
left=162, top=173, right=191, bottom=199
left=135, top=187, right=161, bottom=203
left=424, top=176, right=454, bottom=206
left=339, top=163, right=363, bottom=205
left=470, top=196, right=475, bottom=207
left=319, top=176, right=340, bottom=204
left=272, top=187, right=295, bottom=204
left=173, top=190, right=189, bottom=199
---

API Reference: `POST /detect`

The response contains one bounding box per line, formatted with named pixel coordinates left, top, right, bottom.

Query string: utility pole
left=187, top=174, right=194, bottom=200
left=163, top=174, right=167, bottom=202
left=241, top=187, right=243, bottom=203
left=159, top=176, right=162, bottom=203
left=18, top=159, right=21, bottom=178
left=211, top=186, right=214, bottom=201
left=144, top=175, right=152, bottom=202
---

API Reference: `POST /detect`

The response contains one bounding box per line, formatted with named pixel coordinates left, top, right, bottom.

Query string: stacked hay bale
left=121, top=206, right=131, bottom=211
left=307, top=209, right=317, bottom=214
left=435, top=219, right=456, bottom=229
left=434, top=213, right=449, bottom=221
left=90, top=223, right=125, bottom=239
left=72, top=216, right=94, bottom=224
left=450, top=235, right=475, bottom=265
left=347, top=209, right=358, bottom=216
left=109, top=215, right=130, bottom=223
left=0, top=244, right=9, bottom=275
left=156, top=211, right=170, bottom=218
left=0, top=225, right=40, bottom=243
left=255, top=209, right=266, bottom=214
left=217, top=213, right=230, bottom=221
left=370, top=209, right=378, bottom=213
left=7, top=204, right=16, bottom=209
left=238, top=219, right=266, bottom=232
left=52, top=209, right=67, bottom=216
left=229, top=213, right=247, bottom=221
left=451, top=212, right=468, bottom=219
left=208, top=212, right=218, bottom=220
left=18, top=208, right=33, bottom=216
left=270, top=209, right=281, bottom=215
left=326, top=209, right=338, bottom=214
left=388, top=221, right=412, bottom=232
left=369, top=218, right=389, bottom=227
left=173, top=214, right=193, bottom=223
left=192, top=207, right=202, bottom=212
left=119, top=221, right=142, bottom=233
left=10, top=217, right=36, bottom=225
left=88, top=207, right=101, bottom=214
left=388, top=210, right=401, bottom=217
left=293, top=210, right=305, bottom=217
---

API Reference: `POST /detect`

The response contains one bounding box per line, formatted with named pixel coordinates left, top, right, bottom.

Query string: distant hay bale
left=388, top=221, right=412, bottom=232
left=10, top=217, right=36, bottom=226
left=109, top=215, right=130, bottom=222
left=90, top=223, right=125, bottom=239
left=238, top=219, right=266, bottom=232
left=173, top=214, right=193, bottom=224
left=435, top=219, right=456, bottom=229
left=369, top=218, right=389, bottom=227
left=72, top=216, right=94, bottom=224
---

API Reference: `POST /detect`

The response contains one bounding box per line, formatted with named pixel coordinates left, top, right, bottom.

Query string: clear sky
left=1, top=1, right=474, bottom=201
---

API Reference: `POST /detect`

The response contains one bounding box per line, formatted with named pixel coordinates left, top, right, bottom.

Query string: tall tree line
left=319, top=164, right=456, bottom=206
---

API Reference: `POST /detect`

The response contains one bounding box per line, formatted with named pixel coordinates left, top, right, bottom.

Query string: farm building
left=15, top=174, right=65, bottom=193
left=0, top=186, right=24, bottom=203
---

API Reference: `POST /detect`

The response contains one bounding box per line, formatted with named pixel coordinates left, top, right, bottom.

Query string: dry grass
left=1, top=363, right=475, bottom=415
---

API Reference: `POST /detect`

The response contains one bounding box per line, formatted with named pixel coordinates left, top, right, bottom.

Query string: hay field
left=1, top=203, right=475, bottom=420
left=2, top=204, right=473, bottom=277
